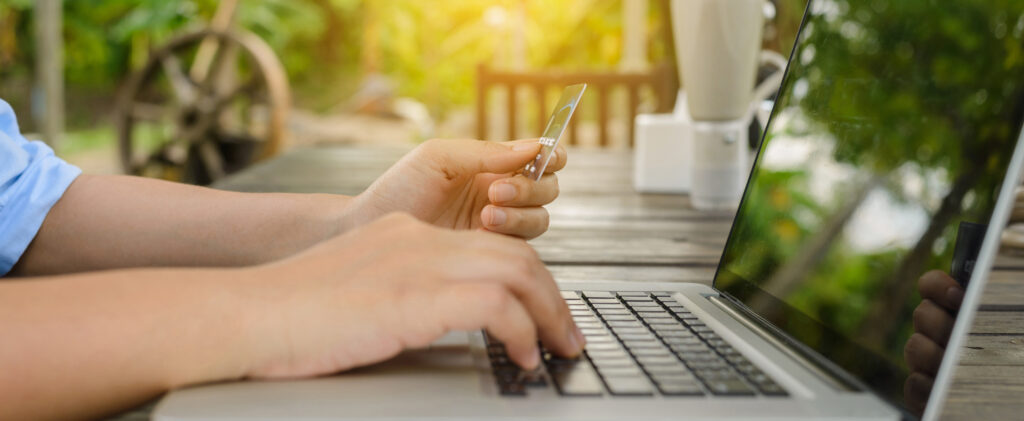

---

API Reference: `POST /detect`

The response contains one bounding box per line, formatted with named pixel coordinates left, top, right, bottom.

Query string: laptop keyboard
left=485, top=291, right=788, bottom=398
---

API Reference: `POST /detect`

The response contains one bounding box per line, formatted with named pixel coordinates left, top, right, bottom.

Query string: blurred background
left=0, top=0, right=805, bottom=180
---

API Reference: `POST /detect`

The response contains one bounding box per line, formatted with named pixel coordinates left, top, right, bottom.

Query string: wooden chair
left=475, top=63, right=677, bottom=147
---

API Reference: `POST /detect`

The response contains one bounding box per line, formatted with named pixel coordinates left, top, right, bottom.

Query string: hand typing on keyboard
left=244, top=213, right=585, bottom=378
left=487, top=291, right=788, bottom=398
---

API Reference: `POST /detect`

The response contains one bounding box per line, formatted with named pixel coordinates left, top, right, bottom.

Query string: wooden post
left=36, top=0, right=63, bottom=149
left=476, top=64, right=488, bottom=140
left=628, top=85, right=640, bottom=147
left=621, top=0, right=649, bottom=71
left=534, top=83, right=546, bottom=135
left=506, top=82, right=517, bottom=140
left=597, top=84, right=609, bottom=147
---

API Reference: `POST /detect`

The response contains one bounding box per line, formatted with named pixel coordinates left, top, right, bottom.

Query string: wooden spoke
left=160, top=55, right=198, bottom=104
left=130, top=102, right=174, bottom=122
left=196, top=140, right=227, bottom=181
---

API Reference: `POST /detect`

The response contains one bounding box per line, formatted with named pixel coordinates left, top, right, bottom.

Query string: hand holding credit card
left=522, top=84, right=586, bottom=181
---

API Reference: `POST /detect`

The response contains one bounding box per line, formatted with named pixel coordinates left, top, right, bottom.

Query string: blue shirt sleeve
left=0, top=99, right=81, bottom=275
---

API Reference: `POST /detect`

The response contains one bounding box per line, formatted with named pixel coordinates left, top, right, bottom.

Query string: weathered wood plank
left=959, top=334, right=1024, bottom=366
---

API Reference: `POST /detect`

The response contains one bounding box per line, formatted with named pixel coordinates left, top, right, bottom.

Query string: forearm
left=11, top=174, right=354, bottom=276
left=0, top=267, right=261, bottom=420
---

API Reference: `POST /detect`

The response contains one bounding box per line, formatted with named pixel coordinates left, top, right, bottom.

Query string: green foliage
left=0, top=0, right=674, bottom=121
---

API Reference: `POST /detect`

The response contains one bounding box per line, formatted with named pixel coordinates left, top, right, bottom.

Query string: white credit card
left=523, top=84, right=586, bottom=181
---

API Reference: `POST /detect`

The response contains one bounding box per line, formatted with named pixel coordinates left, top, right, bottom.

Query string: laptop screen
left=715, top=0, right=1024, bottom=416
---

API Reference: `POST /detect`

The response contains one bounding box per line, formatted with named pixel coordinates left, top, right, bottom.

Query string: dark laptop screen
left=715, top=0, right=1024, bottom=416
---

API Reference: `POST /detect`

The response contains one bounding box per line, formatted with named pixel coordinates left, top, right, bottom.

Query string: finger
left=913, top=299, right=956, bottom=347
left=507, top=138, right=566, bottom=173
left=435, top=283, right=540, bottom=369
left=459, top=232, right=583, bottom=358
left=545, top=145, right=568, bottom=173
left=904, top=333, right=945, bottom=377
left=489, top=174, right=559, bottom=207
left=918, top=270, right=964, bottom=313
left=425, top=138, right=540, bottom=176
left=481, top=205, right=550, bottom=240
left=903, top=372, right=934, bottom=416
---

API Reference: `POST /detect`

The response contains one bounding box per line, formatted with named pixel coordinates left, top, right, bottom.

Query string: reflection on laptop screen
left=716, top=0, right=1024, bottom=416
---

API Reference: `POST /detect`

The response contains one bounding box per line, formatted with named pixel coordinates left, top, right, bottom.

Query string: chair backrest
left=475, top=63, right=677, bottom=147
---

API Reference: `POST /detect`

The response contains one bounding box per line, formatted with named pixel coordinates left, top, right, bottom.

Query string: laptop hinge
left=707, top=295, right=857, bottom=392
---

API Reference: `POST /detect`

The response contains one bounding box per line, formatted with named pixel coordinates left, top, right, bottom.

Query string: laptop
left=154, top=0, right=1024, bottom=419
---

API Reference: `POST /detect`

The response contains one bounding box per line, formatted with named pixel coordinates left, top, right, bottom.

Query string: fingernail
left=486, top=207, right=507, bottom=226
left=513, top=143, right=536, bottom=151
left=491, top=183, right=517, bottom=202
left=946, top=286, right=965, bottom=305
left=574, top=325, right=586, bottom=350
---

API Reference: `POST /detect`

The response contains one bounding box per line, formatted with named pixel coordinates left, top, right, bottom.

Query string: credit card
left=523, top=84, right=586, bottom=181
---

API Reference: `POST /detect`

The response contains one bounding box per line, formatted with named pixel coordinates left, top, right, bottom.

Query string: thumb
left=433, top=139, right=541, bottom=175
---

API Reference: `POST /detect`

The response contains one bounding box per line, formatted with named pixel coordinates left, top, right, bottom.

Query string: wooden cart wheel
left=115, top=29, right=290, bottom=185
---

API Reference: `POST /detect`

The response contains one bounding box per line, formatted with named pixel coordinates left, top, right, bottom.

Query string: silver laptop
left=154, top=1, right=1024, bottom=419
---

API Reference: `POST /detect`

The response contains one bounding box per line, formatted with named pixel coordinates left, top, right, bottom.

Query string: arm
left=10, top=174, right=354, bottom=276
left=0, top=213, right=584, bottom=421
left=12, top=138, right=565, bottom=276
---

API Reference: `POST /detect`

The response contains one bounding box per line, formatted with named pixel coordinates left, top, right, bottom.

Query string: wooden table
left=114, top=145, right=1024, bottom=420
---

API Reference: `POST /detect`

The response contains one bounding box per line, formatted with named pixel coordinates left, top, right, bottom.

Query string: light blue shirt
left=0, top=99, right=81, bottom=275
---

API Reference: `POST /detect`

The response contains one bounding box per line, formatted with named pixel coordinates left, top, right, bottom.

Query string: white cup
left=688, top=119, right=750, bottom=210
left=672, top=0, right=765, bottom=121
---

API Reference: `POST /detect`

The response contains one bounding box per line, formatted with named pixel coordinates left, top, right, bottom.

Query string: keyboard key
left=657, top=330, right=696, bottom=339
left=560, top=291, right=581, bottom=299
left=704, top=379, right=755, bottom=396
left=596, top=309, right=633, bottom=316
left=618, top=333, right=657, bottom=342
left=589, top=357, right=637, bottom=369
left=610, top=326, right=649, bottom=335
left=587, top=298, right=620, bottom=304
left=582, top=335, right=616, bottom=343
left=653, top=292, right=673, bottom=298
left=630, top=347, right=674, bottom=358
left=602, top=315, right=640, bottom=322
left=571, top=310, right=595, bottom=317
left=550, top=366, right=605, bottom=396
left=587, top=349, right=631, bottom=360
left=758, top=382, right=789, bottom=396
left=580, top=328, right=610, bottom=337
left=606, top=320, right=645, bottom=328
left=585, top=342, right=625, bottom=351
left=592, top=303, right=627, bottom=310
left=693, top=368, right=740, bottom=381
left=657, top=380, right=704, bottom=396
left=622, top=339, right=664, bottom=349
left=636, top=355, right=680, bottom=366
left=616, top=291, right=649, bottom=297
left=596, top=366, right=644, bottom=377
left=575, top=321, right=604, bottom=329
left=603, top=375, right=653, bottom=396
left=650, top=369, right=695, bottom=380
left=583, top=291, right=615, bottom=299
